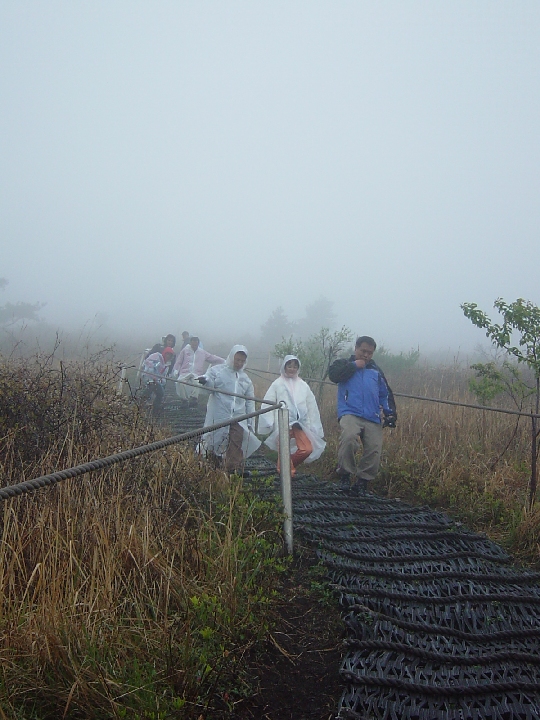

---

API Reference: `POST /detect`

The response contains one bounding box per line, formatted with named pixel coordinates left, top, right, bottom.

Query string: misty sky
left=1, top=2, right=539, bottom=353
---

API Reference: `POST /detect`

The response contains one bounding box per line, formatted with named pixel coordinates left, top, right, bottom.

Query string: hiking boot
left=338, top=473, right=351, bottom=492
left=350, top=478, right=368, bottom=497
left=188, top=397, right=198, bottom=408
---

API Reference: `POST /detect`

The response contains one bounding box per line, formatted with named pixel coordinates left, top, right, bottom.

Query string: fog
left=1, top=2, right=539, bottom=357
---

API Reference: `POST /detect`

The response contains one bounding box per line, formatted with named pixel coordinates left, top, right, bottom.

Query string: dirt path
left=236, top=550, right=344, bottom=720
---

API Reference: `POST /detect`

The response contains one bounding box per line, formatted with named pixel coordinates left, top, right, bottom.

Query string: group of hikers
left=141, top=333, right=397, bottom=495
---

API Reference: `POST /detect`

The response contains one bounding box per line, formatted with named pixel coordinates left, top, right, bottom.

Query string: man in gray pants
left=328, top=336, right=397, bottom=495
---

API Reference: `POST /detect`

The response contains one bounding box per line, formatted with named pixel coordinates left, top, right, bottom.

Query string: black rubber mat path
left=244, top=456, right=540, bottom=720
left=161, top=401, right=540, bottom=719
left=159, top=384, right=208, bottom=433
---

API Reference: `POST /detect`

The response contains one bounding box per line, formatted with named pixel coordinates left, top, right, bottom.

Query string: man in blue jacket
left=328, top=336, right=397, bottom=495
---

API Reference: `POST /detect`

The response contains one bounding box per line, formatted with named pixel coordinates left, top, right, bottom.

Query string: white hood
left=225, top=344, right=248, bottom=370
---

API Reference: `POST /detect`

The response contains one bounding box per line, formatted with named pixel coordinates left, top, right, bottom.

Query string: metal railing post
left=278, top=405, right=293, bottom=555
left=117, top=365, right=127, bottom=396
left=136, top=350, right=150, bottom=385
left=529, top=415, right=538, bottom=510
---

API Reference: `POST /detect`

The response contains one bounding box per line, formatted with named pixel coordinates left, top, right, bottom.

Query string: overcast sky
left=1, top=1, right=539, bottom=353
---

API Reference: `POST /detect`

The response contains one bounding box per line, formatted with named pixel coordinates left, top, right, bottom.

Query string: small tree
left=468, top=360, right=531, bottom=409
left=274, top=326, right=353, bottom=400
left=468, top=360, right=532, bottom=456
left=462, top=298, right=540, bottom=508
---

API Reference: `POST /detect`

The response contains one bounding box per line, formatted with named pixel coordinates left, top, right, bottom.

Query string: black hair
left=355, top=335, right=377, bottom=349
left=164, top=334, right=176, bottom=346
left=182, top=331, right=189, bottom=336
left=190, top=336, right=199, bottom=343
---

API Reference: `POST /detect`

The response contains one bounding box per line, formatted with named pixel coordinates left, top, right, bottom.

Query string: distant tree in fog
left=275, top=325, right=353, bottom=399
left=0, top=278, right=44, bottom=325
left=260, top=297, right=337, bottom=349
left=260, top=306, right=293, bottom=348
left=0, top=302, right=45, bottom=324
left=295, top=297, right=336, bottom=338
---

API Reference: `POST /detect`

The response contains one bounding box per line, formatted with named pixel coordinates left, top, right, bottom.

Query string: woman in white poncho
left=258, top=355, right=326, bottom=476
left=200, top=345, right=261, bottom=471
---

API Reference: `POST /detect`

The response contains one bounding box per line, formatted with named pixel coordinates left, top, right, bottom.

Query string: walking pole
left=278, top=405, right=293, bottom=555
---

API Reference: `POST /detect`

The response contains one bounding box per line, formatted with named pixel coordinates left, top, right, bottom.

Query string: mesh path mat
left=244, top=468, right=540, bottom=720
left=161, top=400, right=207, bottom=434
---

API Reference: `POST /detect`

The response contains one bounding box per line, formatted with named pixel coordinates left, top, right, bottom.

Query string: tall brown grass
left=383, top=363, right=533, bottom=516
left=0, top=354, right=284, bottom=719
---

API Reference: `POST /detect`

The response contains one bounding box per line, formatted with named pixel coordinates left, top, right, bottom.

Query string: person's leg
left=152, top=384, right=165, bottom=416
left=188, top=383, right=200, bottom=406
left=225, top=422, right=244, bottom=472
left=337, top=415, right=363, bottom=477
left=275, top=428, right=303, bottom=477
left=276, top=429, right=296, bottom=477
left=176, top=381, right=188, bottom=403
left=356, top=420, right=383, bottom=482
left=290, top=426, right=313, bottom=469
left=348, top=420, right=383, bottom=495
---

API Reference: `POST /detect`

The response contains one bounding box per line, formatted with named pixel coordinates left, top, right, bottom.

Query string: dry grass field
left=0, top=354, right=284, bottom=719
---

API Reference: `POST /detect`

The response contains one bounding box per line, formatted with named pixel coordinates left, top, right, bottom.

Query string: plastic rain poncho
left=200, top=345, right=261, bottom=459
left=141, top=352, right=168, bottom=386
left=258, top=355, right=326, bottom=462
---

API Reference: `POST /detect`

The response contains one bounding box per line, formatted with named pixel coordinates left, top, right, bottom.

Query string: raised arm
left=203, top=364, right=220, bottom=388
left=203, top=351, right=225, bottom=366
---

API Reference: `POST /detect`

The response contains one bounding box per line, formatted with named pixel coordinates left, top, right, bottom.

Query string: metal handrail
left=141, top=369, right=278, bottom=405
left=2, top=381, right=295, bottom=552
left=0, top=404, right=279, bottom=502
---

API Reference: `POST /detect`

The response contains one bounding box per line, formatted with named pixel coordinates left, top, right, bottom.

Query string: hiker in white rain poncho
left=258, top=355, right=326, bottom=476
left=199, top=345, right=261, bottom=471
left=172, top=336, right=224, bottom=407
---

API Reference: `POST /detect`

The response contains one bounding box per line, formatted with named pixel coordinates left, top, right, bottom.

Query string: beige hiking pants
left=337, top=414, right=383, bottom=481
